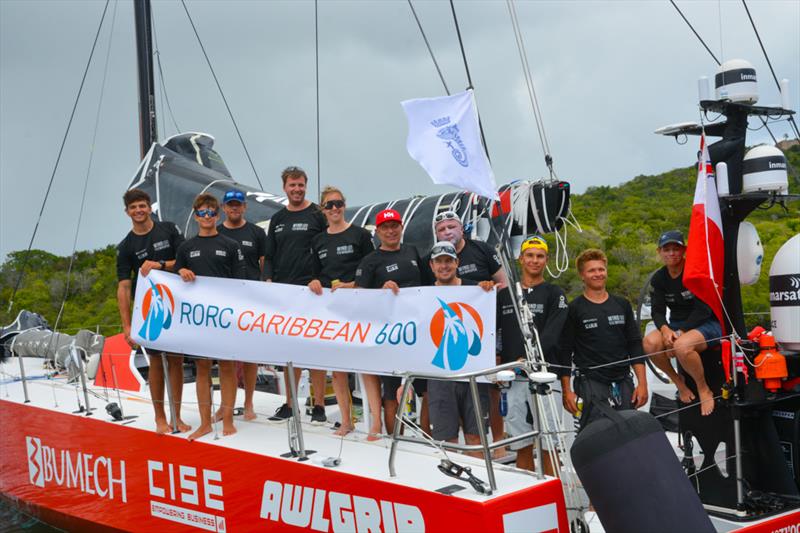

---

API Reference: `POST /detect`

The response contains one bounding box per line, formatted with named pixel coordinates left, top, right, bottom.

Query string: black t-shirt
left=650, top=266, right=715, bottom=330
left=311, top=225, right=375, bottom=288
left=217, top=221, right=267, bottom=281
left=264, top=204, right=327, bottom=284
left=497, top=282, right=568, bottom=365
left=116, top=220, right=184, bottom=290
left=423, top=238, right=502, bottom=285
left=558, top=294, right=643, bottom=382
left=355, top=245, right=425, bottom=289
left=175, top=234, right=246, bottom=280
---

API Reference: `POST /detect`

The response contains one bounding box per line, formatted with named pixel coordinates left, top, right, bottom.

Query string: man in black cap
left=218, top=189, right=267, bottom=421
left=645, top=230, right=721, bottom=416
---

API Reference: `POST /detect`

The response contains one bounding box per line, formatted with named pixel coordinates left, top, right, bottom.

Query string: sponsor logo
left=139, top=280, right=175, bottom=341
left=190, top=250, right=201, bottom=258
left=215, top=250, right=227, bottom=257
left=259, top=480, right=425, bottom=532
left=292, top=223, right=309, bottom=232
left=336, top=244, right=354, bottom=256
left=148, top=460, right=226, bottom=532
left=770, top=275, right=800, bottom=307
left=24, top=436, right=127, bottom=502
left=153, top=239, right=171, bottom=251
left=429, top=299, right=483, bottom=371
left=431, top=116, right=468, bottom=168
left=608, top=314, right=625, bottom=326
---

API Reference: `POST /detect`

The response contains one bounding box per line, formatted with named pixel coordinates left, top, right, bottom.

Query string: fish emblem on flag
left=429, top=298, right=483, bottom=371
left=139, top=280, right=175, bottom=341
left=433, top=119, right=469, bottom=167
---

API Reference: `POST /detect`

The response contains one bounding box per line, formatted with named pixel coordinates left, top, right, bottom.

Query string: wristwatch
left=159, top=259, right=166, bottom=269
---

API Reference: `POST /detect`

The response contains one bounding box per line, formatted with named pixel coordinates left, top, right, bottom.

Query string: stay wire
left=669, top=0, right=721, bottom=66
left=6, top=0, right=111, bottom=315
left=448, top=0, right=491, bottom=162
left=315, top=0, right=321, bottom=200
left=180, top=0, right=265, bottom=191
left=407, top=0, right=451, bottom=96
left=53, top=0, right=119, bottom=336
left=151, top=10, right=181, bottom=135
left=740, top=0, right=800, bottom=139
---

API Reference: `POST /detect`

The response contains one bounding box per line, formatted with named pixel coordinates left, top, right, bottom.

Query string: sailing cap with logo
left=223, top=189, right=246, bottom=204
left=520, top=236, right=548, bottom=254
left=376, top=209, right=402, bottom=227
left=658, top=230, right=685, bottom=248
left=430, top=241, right=458, bottom=260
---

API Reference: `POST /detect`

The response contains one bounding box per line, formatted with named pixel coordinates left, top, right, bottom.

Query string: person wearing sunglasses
left=175, top=193, right=247, bottom=441
left=308, top=186, right=376, bottom=437
left=217, top=189, right=267, bottom=422
left=116, top=188, right=188, bottom=435
left=427, top=240, right=494, bottom=457
left=497, top=236, right=568, bottom=474
left=264, top=166, right=329, bottom=424
left=431, top=209, right=509, bottom=454
left=355, top=208, right=431, bottom=436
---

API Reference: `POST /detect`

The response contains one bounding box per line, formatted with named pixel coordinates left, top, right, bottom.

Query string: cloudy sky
left=1, top=0, right=798, bottom=261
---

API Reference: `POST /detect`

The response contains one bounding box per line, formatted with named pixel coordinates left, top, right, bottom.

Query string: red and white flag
left=684, top=133, right=726, bottom=333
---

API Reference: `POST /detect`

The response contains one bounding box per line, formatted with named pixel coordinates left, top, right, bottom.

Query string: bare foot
left=698, top=387, right=715, bottom=416
left=170, top=419, right=192, bottom=433
left=213, top=409, right=224, bottom=422
left=334, top=424, right=355, bottom=437
left=155, top=419, right=171, bottom=434
left=222, top=420, right=237, bottom=436
left=674, top=376, right=696, bottom=404
left=187, top=424, right=213, bottom=441
left=243, top=406, right=257, bottom=421
left=492, top=447, right=508, bottom=460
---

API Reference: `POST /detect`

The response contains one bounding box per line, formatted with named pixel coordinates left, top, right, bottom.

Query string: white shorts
left=504, top=379, right=563, bottom=451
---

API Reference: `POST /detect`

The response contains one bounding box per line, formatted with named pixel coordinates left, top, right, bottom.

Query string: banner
left=401, top=89, right=498, bottom=200
left=131, top=270, right=496, bottom=377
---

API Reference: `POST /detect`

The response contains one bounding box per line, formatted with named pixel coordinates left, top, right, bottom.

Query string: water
left=0, top=499, right=62, bottom=533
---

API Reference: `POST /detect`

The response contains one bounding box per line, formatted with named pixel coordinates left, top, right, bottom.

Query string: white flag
left=401, top=89, right=499, bottom=200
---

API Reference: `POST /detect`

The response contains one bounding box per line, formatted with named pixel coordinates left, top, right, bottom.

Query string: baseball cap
left=520, top=236, right=548, bottom=254
left=430, top=241, right=457, bottom=260
left=658, top=230, right=685, bottom=248
left=375, top=209, right=402, bottom=227
left=434, top=210, right=461, bottom=225
left=223, top=189, right=246, bottom=204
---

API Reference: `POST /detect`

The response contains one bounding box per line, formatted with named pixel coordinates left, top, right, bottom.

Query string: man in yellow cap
left=497, top=236, right=568, bottom=475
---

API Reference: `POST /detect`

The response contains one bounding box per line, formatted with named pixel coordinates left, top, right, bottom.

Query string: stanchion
left=286, top=362, right=307, bottom=460
left=72, top=342, right=93, bottom=416
left=730, top=335, right=745, bottom=509
left=13, top=335, right=30, bottom=403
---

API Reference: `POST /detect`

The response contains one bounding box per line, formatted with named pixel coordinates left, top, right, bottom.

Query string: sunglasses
left=430, top=244, right=456, bottom=257
left=523, top=237, right=546, bottom=247
left=434, top=211, right=460, bottom=224
left=323, top=199, right=345, bottom=210
left=195, top=209, right=218, bottom=218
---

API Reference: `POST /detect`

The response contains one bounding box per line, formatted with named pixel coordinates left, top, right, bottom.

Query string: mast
left=133, top=0, right=157, bottom=159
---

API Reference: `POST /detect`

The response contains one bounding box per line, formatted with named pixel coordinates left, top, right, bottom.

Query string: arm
left=631, top=362, right=648, bottom=408
left=682, top=298, right=716, bottom=332
left=556, top=305, right=576, bottom=378
left=263, top=217, right=277, bottom=281
left=650, top=274, right=668, bottom=330
left=174, top=244, right=195, bottom=282
left=538, top=288, right=569, bottom=361
left=116, top=279, right=135, bottom=348
left=485, top=242, right=507, bottom=289
left=624, top=299, right=648, bottom=407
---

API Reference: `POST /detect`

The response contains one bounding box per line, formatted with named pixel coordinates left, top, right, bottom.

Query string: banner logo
left=26, top=436, right=44, bottom=487
left=429, top=299, right=483, bottom=371
left=139, top=280, right=175, bottom=341
left=434, top=120, right=469, bottom=168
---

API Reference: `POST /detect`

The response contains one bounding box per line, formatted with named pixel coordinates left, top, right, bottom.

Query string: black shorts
left=427, top=380, right=489, bottom=441
left=575, top=374, right=634, bottom=429
left=381, top=376, right=427, bottom=401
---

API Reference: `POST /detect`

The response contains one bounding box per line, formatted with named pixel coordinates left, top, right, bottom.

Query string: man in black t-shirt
left=644, top=230, right=720, bottom=416
left=218, top=189, right=267, bottom=421
left=427, top=241, right=494, bottom=457
left=355, top=208, right=428, bottom=435
left=116, top=188, right=189, bottom=435
left=497, top=236, right=568, bottom=474
left=175, top=193, right=246, bottom=441
left=559, top=249, right=648, bottom=430
left=264, top=167, right=329, bottom=423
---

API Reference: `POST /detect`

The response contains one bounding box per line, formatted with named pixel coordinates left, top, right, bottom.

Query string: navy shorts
left=669, top=318, right=722, bottom=347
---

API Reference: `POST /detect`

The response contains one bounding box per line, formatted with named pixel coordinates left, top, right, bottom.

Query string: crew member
left=264, top=166, right=328, bottom=423
left=175, top=193, right=246, bottom=441
left=559, top=249, right=648, bottom=429
left=355, top=208, right=429, bottom=435
left=217, top=189, right=267, bottom=421
left=308, top=186, right=376, bottom=436
left=645, top=230, right=721, bottom=416
left=497, top=236, right=568, bottom=474
left=427, top=240, right=494, bottom=457
left=116, top=188, right=189, bottom=434
left=432, top=210, right=508, bottom=453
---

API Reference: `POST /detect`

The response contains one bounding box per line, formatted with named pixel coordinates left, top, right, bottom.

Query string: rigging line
left=717, top=0, right=724, bottom=64
left=6, top=0, right=111, bottom=315
left=407, top=0, right=451, bottom=96
left=668, top=0, right=721, bottom=66
left=740, top=0, right=800, bottom=139
left=53, top=0, right=120, bottom=336
left=506, top=0, right=554, bottom=176
left=315, top=0, right=321, bottom=200
left=447, top=0, right=491, bottom=161
left=179, top=0, right=265, bottom=191
left=151, top=10, right=181, bottom=135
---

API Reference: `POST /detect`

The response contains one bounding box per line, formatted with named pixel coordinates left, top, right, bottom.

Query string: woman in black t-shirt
left=308, top=187, right=377, bottom=437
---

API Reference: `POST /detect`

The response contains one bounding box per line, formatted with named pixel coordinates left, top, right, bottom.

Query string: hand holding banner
left=132, top=269, right=496, bottom=377
left=401, top=89, right=498, bottom=200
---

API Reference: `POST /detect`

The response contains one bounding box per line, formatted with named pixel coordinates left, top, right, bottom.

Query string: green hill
left=0, top=144, right=798, bottom=334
